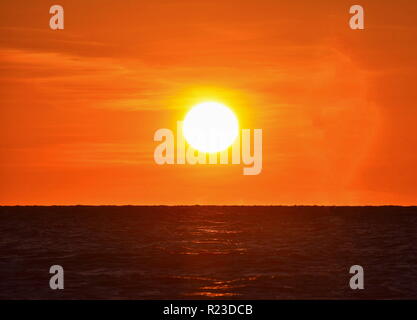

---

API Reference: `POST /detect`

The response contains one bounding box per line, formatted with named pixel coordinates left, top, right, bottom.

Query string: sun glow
left=183, top=102, right=239, bottom=153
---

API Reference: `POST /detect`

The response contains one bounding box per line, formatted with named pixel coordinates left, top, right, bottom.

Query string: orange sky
left=0, top=0, right=416, bottom=205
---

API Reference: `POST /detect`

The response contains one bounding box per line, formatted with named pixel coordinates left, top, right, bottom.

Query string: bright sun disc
left=183, top=102, right=239, bottom=153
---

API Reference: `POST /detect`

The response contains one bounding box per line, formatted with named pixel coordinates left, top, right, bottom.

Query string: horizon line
left=0, top=204, right=416, bottom=208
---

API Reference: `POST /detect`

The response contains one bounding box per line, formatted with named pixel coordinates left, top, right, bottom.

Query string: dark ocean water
left=1, top=206, right=417, bottom=299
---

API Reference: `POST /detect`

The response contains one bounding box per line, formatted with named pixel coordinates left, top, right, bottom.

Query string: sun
left=183, top=102, right=239, bottom=153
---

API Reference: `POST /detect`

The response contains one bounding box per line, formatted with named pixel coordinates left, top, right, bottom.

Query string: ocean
left=1, top=206, right=417, bottom=299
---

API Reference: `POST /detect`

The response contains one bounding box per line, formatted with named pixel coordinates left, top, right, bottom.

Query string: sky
left=0, top=0, right=416, bottom=205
